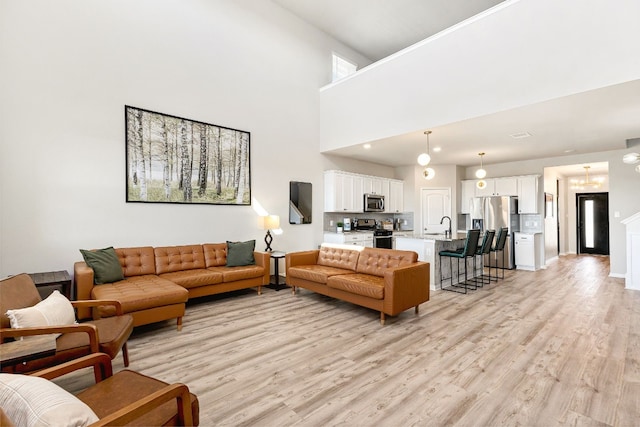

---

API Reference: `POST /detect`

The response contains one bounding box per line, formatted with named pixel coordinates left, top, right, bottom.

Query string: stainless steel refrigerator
left=470, top=196, right=520, bottom=269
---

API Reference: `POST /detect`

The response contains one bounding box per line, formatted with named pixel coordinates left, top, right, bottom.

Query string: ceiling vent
left=510, top=132, right=531, bottom=139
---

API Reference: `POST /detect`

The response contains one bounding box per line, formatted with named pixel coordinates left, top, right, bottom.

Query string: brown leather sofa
left=286, top=244, right=430, bottom=324
left=75, top=243, right=270, bottom=330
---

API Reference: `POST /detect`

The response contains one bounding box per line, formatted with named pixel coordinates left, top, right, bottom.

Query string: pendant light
left=475, top=152, right=487, bottom=189
left=423, top=167, right=435, bottom=180
left=417, top=131, right=432, bottom=166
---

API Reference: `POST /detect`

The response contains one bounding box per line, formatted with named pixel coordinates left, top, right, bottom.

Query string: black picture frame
left=125, top=106, right=250, bottom=205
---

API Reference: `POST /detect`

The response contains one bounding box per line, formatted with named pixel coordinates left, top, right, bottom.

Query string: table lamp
left=262, top=215, right=280, bottom=252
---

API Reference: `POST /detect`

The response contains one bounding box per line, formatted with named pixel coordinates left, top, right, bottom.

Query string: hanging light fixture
left=417, top=131, right=432, bottom=166
left=475, top=152, right=486, bottom=179
left=475, top=152, right=487, bottom=189
left=570, top=166, right=605, bottom=190
left=423, top=167, right=435, bottom=180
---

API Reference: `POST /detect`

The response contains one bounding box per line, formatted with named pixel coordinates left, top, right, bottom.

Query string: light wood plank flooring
left=58, top=254, right=640, bottom=426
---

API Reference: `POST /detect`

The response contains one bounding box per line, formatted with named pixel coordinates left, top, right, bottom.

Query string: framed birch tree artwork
left=125, top=106, right=250, bottom=205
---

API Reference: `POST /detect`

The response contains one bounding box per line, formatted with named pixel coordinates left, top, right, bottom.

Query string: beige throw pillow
left=0, top=373, right=99, bottom=426
left=6, top=290, right=76, bottom=339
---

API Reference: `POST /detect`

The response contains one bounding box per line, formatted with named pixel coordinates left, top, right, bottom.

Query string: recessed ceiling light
left=510, top=132, right=531, bottom=139
left=363, top=143, right=371, bottom=149
left=433, top=146, right=442, bottom=152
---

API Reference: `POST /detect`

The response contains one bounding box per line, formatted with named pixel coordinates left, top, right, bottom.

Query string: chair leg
left=122, top=343, right=130, bottom=367
left=380, top=312, right=385, bottom=325
left=415, top=305, right=419, bottom=314
left=177, top=316, right=183, bottom=331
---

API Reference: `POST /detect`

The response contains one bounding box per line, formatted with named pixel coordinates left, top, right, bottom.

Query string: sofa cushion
left=80, top=247, right=124, bottom=284
left=327, top=273, right=385, bottom=299
left=317, top=245, right=360, bottom=271
left=91, top=275, right=188, bottom=316
left=209, top=265, right=265, bottom=282
left=226, top=240, right=255, bottom=267
left=356, top=248, right=418, bottom=277
left=158, top=269, right=223, bottom=289
left=287, top=265, right=355, bottom=284
left=154, top=245, right=206, bottom=274
left=115, top=246, right=156, bottom=277
left=203, top=243, right=227, bottom=267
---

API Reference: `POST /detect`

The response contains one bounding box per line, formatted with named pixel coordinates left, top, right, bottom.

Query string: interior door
left=577, top=193, right=609, bottom=255
left=420, top=188, right=451, bottom=234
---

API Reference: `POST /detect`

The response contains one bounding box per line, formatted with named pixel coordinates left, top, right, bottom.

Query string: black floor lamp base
left=264, top=230, right=273, bottom=252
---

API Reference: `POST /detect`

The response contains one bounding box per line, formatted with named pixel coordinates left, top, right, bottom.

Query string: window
left=585, top=200, right=594, bottom=248
left=332, top=53, right=357, bottom=82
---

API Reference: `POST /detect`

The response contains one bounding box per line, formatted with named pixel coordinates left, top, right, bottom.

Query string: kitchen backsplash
left=323, top=212, right=414, bottom=232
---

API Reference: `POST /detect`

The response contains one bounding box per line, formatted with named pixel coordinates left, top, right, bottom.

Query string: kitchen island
left=395, top=233, right=479, bottom=290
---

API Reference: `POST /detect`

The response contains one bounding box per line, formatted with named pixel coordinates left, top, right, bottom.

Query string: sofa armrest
left=285, top=250, right=319, bottom=270
left=253, top=251, right=271, bottom=285
left=74, top=261, right=96, bottom=320
left=382, top=262, right=430, bottom=316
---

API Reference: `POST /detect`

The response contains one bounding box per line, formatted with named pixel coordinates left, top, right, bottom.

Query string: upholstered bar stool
left=472, top=229, right=495, bottom=287
left=489, top=227, right=509, bottom=281
left=438, top=229, right=481, bottom=294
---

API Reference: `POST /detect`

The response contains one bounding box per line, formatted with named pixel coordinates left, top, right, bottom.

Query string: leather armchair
left=31, top=353, right=199, bottom=426
left=0, top=273, right=133, bottom=373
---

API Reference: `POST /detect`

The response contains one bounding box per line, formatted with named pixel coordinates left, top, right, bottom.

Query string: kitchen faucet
left=440, top=216, right=452, bottom=239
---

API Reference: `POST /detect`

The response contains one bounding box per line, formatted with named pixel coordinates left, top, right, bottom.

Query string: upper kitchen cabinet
left=474, top=177, right=518, bottom=197
left=324, top=170, right=404, bottom=213
left=363, top=176, right=385, bottom=195
left=387, top=179, right=404, bottom=213
left=517, top=175, right=539, bottom=214
left=324, top=170, right=358, bottom=212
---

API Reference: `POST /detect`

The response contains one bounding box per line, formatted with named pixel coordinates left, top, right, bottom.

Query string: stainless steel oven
left=374, top=230, right=393, bottom=249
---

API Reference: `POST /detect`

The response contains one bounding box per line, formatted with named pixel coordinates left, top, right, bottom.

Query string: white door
left=420, top=188, right=451, bottom=234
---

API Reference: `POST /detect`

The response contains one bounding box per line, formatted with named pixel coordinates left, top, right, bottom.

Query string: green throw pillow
left=226, top=240, right=256, bottom=267
left=79, top=247, right=124, bottom=284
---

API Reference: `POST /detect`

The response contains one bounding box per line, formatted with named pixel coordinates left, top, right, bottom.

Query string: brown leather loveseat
left=286, top=244, right=430, bottom=324
left=75, top=243, right=270, bottom=330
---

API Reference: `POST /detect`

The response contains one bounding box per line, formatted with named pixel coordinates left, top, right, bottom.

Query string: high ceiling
left=272, top=0, right=640, bottom=175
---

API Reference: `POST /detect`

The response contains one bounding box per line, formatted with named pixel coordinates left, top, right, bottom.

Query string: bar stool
left=439, top=229, right=481, bottom=294
left=472, top=229, right=495, bottom=287
left=489, top=227, right=509, bottom=280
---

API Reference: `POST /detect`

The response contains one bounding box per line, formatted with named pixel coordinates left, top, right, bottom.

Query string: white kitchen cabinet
left=514, top=232, right=542, bottom=271
left=324, top=232, right=373, bottom=248
left=387, top=179, right=404, bottom=213
left=517, top=175, right=539, bottom=214
left=324, top=171, right=358, bottom=212
left=474, top=178, right=495, bottom=197
left=474, top=177, right=517, bottom=197
left=494, top=177, right=518, bottom=196
left=460, top=180, right=476, bottom=214
left=363, top=176, right=384, bottom=195
left=325, top=170, right=404, bottom=214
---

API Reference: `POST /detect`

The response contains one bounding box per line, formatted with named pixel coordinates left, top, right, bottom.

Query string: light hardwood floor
left=58, top=254, right=640, bottom=426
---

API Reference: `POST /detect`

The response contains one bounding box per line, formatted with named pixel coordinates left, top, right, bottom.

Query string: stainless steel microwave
left=364, top=193, right=385, bottom=212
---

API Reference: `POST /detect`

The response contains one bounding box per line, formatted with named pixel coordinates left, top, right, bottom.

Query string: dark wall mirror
left=289, top=181, right=312, bottom=224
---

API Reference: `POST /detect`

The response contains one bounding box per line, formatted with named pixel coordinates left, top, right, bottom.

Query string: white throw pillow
left=6, top=290, right=76, bottom=339
left=0, top=373, right=99, bottom=427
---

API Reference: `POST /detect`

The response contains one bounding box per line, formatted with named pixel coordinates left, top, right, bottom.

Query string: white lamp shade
left=623, top=152, right=640, bottom=164
left=423, top=167, right=435, bottom=180
left=417, top=153, right=431, bottom=166
left=475, top=168, right=487, bottom=179
left=262, top=215, right=280, bottom=230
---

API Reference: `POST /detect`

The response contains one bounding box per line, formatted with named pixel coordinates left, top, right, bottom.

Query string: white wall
left=0, top=0, right=369, bottom=276
left=318, top=0, right=640, bottom=150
